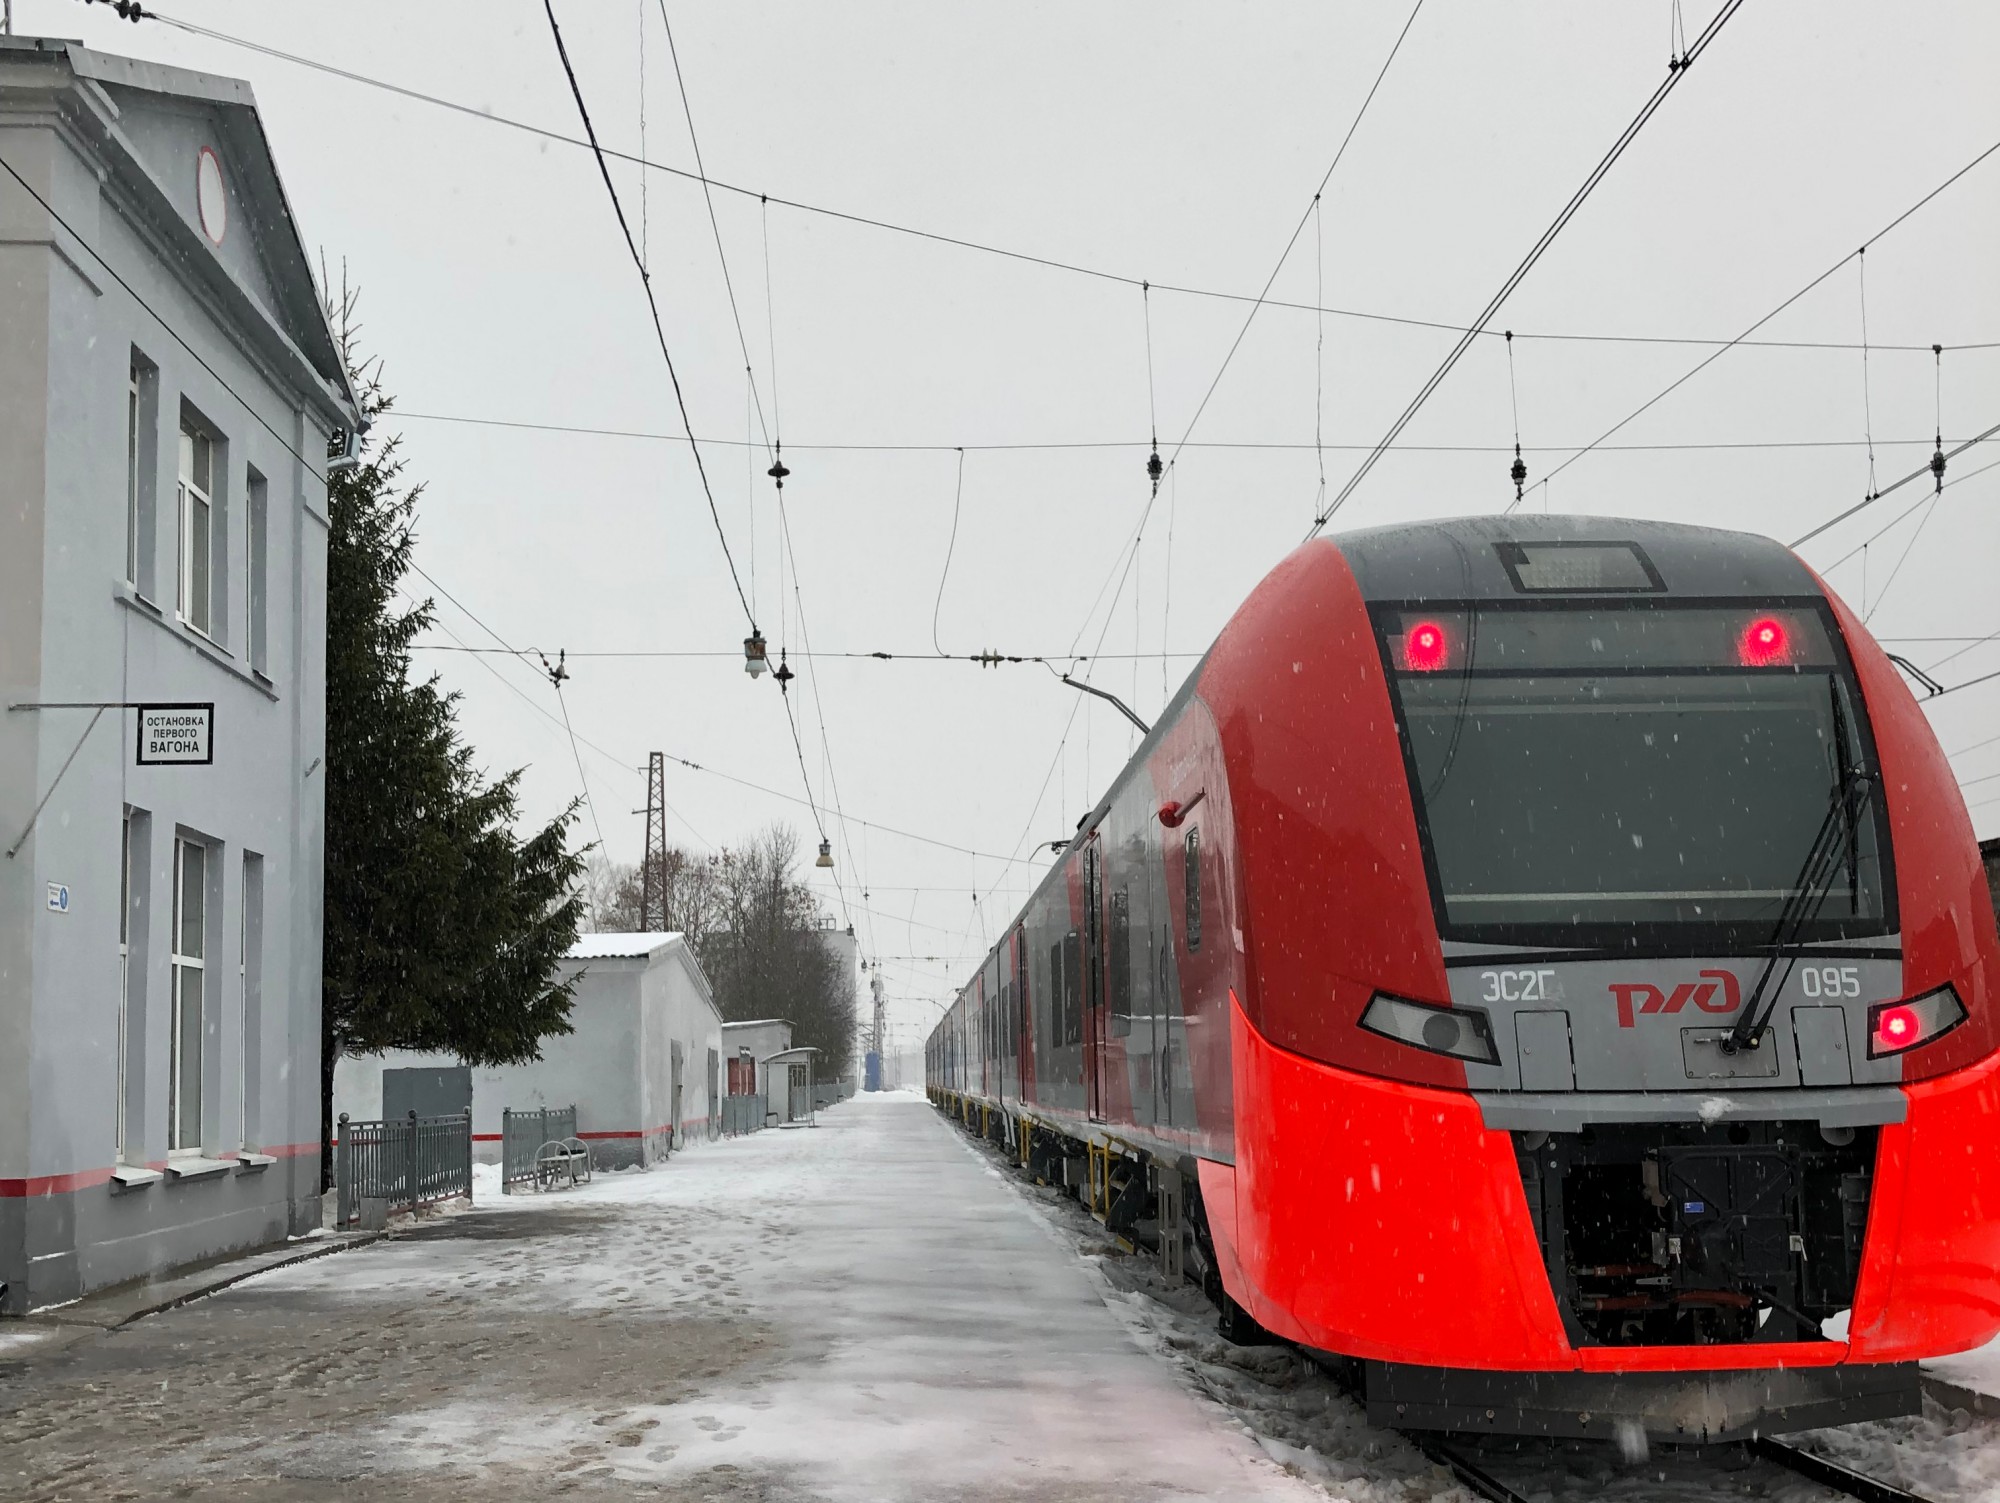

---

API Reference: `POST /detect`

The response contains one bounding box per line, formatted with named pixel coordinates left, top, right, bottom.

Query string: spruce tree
left=321, top=311, right=586, bottom=1178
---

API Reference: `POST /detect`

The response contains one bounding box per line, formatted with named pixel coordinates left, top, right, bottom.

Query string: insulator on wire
left=1146, top=449, right=1163, bottom=486
left=1930, top=343, right=1946, bottom=493
left=1511, top=446, right=1528, bottom=503
left=767, top=444, right=790, bottom=489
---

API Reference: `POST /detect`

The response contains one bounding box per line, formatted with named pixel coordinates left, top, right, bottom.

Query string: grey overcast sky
left=30, top=0, right=2000, bottom=1049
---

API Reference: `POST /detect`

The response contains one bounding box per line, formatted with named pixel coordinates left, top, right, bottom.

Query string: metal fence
left=334, top=1110, right=473, bottom=1226
left=502, top=1105, right=578, bottom=1191
left=720, top=1093, right=766, bottom=1136
left=814, top=1078, right=857, bottom=1109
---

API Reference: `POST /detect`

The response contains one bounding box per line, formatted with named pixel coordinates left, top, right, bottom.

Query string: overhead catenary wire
left=413, top=644, right=1210, bottom=663
left=1813, top=454, right=2000, bottom=575
left=393, top=410, right=1969, bottom=456
left=1512, top=131, right=2000, bottom=515
left=1505, top=329, right=1527, bottom=506
left=125, top=8, right=1998, bottom=357
left=1067, top=0, right=1429, bottom=667
left=1792, top=419, right=2000, bottom=548
left=408, top=562, right=1041, bottom=867
left=657, top=0, right=775, bottom=460
left=651, top=6, right=861, bottom=943
left=1315, top=0, right=1748, bottom=532
left=540, top=0, right=755, bottom=629
left=931, top=450, right=967, bottom=657
left=1858, top=248, right=1880, bottom=498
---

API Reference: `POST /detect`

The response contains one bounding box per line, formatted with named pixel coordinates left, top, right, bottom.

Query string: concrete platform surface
left=0, top=1092, right=1320, bottom=1502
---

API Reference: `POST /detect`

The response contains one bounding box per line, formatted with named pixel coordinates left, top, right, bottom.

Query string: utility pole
left=639, top=751, right=667, bottom=931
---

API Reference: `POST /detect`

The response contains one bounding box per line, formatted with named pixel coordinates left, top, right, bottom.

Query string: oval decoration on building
left=196, top=145, right=227, bottom=245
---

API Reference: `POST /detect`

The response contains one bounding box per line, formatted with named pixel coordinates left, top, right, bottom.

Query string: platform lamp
left=744, top=630, right=769, bottom=678
left=815, top=838, right=834, bottom=869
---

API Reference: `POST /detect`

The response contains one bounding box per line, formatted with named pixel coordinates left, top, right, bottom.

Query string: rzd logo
left=1610, top=970, right=1741, bottom=1028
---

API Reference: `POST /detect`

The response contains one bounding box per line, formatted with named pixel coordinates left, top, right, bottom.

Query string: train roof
left=1332, top=513, right=1815, bottom=602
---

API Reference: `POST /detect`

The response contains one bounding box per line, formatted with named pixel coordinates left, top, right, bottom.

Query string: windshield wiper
left=1723, top=743, right=1874, bottom=1055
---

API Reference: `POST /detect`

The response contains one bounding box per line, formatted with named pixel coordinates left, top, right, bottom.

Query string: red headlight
left=1867, top=985, right=1966, bottom=1058
left=1404, top=620, right=1451, bottom=672
left=1738, top=616, right=1791, bottom=667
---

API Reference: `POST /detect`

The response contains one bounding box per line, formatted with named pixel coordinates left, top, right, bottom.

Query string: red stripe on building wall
left=0, top=1167, right=117, bottom=1197
left=2, top=1143, right=322, bottom=1193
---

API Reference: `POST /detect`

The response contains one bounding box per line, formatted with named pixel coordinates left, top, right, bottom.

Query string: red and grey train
left=926, top=515, right=2000, bottom=1442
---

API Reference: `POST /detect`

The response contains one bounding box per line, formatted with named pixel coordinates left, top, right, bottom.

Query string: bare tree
left=700, top=826, right=858, bottom=1078
left=576, top=827, right=855, bottom=1076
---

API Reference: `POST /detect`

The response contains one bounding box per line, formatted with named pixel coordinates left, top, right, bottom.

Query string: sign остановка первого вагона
left=136, top=703, right=214, bottom=765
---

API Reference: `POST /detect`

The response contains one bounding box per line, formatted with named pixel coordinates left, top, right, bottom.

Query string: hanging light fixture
left=816, top=837, right=834, bottom=869
left=744, top=630, right=768, bottom=678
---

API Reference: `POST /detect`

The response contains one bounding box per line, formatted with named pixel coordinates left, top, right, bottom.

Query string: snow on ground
left=255, top=1091, right=1329, bottom=1501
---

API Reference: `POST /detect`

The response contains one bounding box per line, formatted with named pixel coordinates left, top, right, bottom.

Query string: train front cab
left=1199, top=521, right=2000, bottom=1443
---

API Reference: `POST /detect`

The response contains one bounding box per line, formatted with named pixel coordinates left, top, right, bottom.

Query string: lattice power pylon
left=639, top=751, right=667, bottom=931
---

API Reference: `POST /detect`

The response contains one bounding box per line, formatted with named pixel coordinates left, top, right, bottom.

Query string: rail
left=1751, top=1436, right=1934, bottom=1503
left=334, top=1110, right=472, bottom=1226
left=1410, top=1431, right=1937, bottom=1503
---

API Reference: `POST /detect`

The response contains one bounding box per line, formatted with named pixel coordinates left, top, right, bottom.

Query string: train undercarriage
left=928, top=1087, right=1922, bottom=1445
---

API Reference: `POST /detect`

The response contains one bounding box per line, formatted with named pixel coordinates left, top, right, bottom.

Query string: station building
left=0, top=39, right=359, bottom=1311
left=334, top=933, right=726, bottom=1169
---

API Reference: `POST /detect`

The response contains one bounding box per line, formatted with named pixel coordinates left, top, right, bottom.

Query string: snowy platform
left=1, top=1089, right=1315, bottom=1500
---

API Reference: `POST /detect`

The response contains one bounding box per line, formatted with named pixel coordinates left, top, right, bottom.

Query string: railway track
left=1407, top=1429, right=1938, bottom=1503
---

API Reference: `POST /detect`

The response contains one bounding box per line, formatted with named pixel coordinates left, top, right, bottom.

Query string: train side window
left=1062, top=930, right=1083, bottom=1046
left=1109, top=889, right=1132, bottom=1037
left=1184, top=826, right=1202, bottom=951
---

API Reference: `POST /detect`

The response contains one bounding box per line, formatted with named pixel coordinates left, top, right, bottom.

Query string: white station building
left=0, top=39, right=360, bottom=1310
left=334, top=933, right=726, bottom=1170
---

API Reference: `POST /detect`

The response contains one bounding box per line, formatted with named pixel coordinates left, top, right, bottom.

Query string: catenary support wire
left=1512, top=133, right=2000, bottom=514
left=1314, top=0, right=1747, bottom=532
left=540, top=0, right=755, bottom=629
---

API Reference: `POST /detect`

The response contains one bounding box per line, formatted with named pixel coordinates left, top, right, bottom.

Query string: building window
left=118, top=812, right=133, bottom=1159
left=245, top=468, right=268, bottom=673
left=176, top=423, right=216, bottom=636
left=240, top=852, right=263, bottom=1150
left=170, top=837, right=207, bottom=1154
left=127, top=352, right=158, bottom=590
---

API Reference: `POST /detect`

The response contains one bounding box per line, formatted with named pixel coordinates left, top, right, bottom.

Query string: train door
left=977, top=972, right=988, bottom=1100
left=1083, top=835, right=1107, bottom=1121
left=1013, top=926, right=1031, bottom=1101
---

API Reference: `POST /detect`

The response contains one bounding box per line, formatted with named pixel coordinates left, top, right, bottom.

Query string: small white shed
left=334, top=932, right=724, bottom=1169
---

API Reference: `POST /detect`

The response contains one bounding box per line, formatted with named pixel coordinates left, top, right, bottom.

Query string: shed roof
left=722, top=1018, right=791, bottom=1031
left=566, top=931, right=684, bottom=961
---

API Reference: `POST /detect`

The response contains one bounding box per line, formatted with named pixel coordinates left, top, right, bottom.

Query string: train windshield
left=1378, top=602, right=1894, bottom=949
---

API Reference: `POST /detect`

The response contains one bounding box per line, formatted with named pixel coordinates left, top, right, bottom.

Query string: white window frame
left=169, top=836, right=206, bottom=1156
left=117, top=811, right=132, bottom=1160
left=245, top=468, right=268, bottom=674
left=126, top=367, right=142, bottom=586
left=176, top=425, right=215, bottom=637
